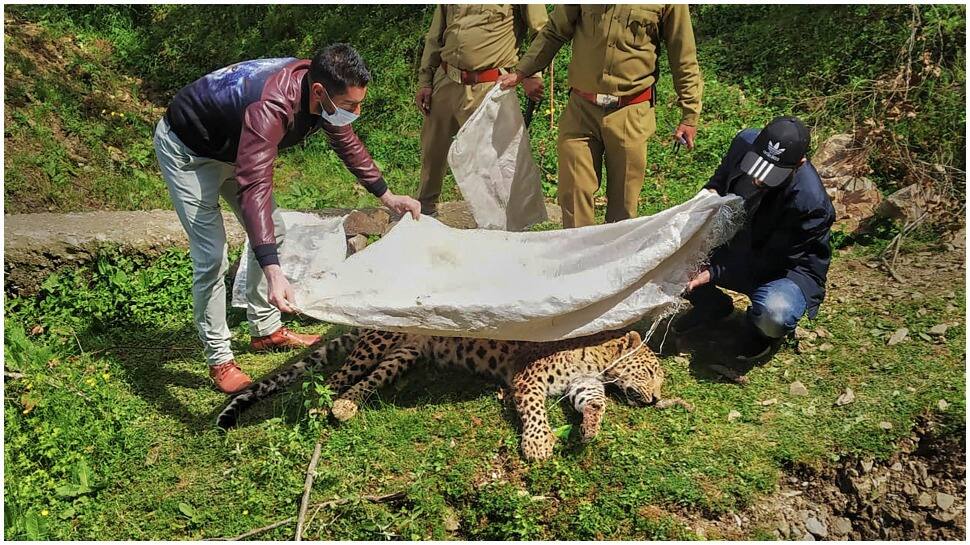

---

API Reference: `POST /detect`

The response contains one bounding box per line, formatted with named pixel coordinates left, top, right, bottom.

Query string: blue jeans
left=689, top=277, right=808, bottom=339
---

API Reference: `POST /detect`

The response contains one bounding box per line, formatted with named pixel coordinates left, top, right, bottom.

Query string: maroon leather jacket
left=165, top=58, right=387, bottom=267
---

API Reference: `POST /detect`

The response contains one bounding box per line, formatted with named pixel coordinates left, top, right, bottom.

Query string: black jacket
left=704, top=128, right=836, bottom=318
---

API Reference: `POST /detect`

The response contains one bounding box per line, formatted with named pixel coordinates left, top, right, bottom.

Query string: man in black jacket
left=675, top=116, right=836, bottom=360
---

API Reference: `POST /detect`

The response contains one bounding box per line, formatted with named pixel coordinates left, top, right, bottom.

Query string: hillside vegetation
left=5, top=5, right=965, bottom=223
left=3, top=4, right=966, bottom=540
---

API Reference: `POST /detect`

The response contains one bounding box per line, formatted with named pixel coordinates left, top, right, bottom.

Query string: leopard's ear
left=625, top=330, right=642, bottom=348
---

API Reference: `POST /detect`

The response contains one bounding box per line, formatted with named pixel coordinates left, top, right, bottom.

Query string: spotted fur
left=218, top=328, right=691, bottom=460
left=215, top=331, right=360, bottom=429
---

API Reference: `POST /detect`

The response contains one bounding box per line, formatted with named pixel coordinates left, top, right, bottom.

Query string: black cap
left=738, top=116, right=810, bottom=187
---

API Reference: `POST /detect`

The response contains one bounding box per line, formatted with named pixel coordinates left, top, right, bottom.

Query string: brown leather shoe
left=209, top=360, right=253, bottom=394
left=250, top=326, right=321, bottom=352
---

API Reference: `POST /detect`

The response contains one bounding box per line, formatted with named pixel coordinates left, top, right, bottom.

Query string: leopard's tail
left=216, top=330, right=361, bottom=430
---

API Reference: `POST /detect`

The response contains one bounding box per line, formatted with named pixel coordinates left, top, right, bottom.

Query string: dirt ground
left=664, top=231, right=966, bottom=540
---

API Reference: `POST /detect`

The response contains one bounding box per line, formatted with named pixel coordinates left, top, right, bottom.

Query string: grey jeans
left=153, top=118, right=284, bottom=365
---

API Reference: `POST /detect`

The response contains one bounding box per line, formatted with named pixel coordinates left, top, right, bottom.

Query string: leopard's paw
left=330, top=398, right=359, bottom=422
left=521, top=430, right=556, bottom=461
left=580, top=403, right=605, bottom=443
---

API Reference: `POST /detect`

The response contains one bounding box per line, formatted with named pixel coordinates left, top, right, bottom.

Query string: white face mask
left=318, top=91, right=358, bottom=126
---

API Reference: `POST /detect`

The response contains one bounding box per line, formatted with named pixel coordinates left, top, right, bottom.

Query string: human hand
left=414, top=86, right=432, bottom=116
left=264, top=264, right=296, bottom=313
left=497, top=71, right=525, bottom=90
left=522, top=75, right=544, bottom=101
left=674, top=123, right=697, bottom=150
left=685, top=268, right=711, bottom=293
left=380, top=191, right=421, bottom=220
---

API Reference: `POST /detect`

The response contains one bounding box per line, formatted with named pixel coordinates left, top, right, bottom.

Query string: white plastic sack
left=277, top=190, right=741, bottom=341
left=231, top=212, right=347, bottom=309
left=447, top=84, right=548, bottom=231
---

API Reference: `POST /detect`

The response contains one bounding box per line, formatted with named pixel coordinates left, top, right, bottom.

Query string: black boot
left=735, top=320, right=785, bottom=362
left=673, top=285, right=734, bottom=335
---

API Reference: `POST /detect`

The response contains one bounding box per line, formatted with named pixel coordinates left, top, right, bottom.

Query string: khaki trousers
left=556, top=92, right=657, bottom=228
left=417, top=66, right=494, bottom=214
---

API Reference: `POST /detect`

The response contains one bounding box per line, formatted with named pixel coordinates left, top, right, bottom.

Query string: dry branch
left=205, top=492, right=405, bottom=541
left=295, top=439, right=324, bottom=541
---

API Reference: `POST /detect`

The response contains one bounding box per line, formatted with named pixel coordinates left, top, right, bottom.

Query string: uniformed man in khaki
left=415, top=4, right=548, bottom=216
left=499, top=5, right=703, bottom=228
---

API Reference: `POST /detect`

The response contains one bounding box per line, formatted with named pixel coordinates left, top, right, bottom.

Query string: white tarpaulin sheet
left=233, top=191, right=742, bottom=341
left=447, top=85, right=548, bottom=231
left=231, top=212, right=347, bottom=310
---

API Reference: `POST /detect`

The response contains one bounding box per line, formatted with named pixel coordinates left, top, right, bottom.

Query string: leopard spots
left=217, top=327, right=689, bottom=462
left=215, top=330, right=359, bottom=429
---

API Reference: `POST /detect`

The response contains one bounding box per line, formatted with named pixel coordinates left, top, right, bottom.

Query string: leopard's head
left=603, top=331, right=664, bottom=407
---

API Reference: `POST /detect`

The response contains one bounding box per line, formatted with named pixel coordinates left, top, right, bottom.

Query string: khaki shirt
left=516, top=4, right=702, bottom=126
left=418, top=4, right=549, bottom=87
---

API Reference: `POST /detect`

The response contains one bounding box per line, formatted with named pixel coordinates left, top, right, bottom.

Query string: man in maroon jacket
left=154, top=44, right=420, bottom=394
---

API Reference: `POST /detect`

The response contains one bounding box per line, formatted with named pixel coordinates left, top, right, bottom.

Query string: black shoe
left=735, top=324, right=784, bottom=362
left=672, top=296, right=734, bottom=335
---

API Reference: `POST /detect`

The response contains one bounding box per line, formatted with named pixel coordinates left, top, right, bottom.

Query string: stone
left=830, top=517, right=852, bottom=536
left=938, top=399, right=949, bottom=411
left=814, top=133, right=882, bottom=233
left=774, top=519, right=791, bottom=538
left=819, top=343, right=834, bottom=352
left=891, top=462, right=903, bottom=471
left=931, top=510, right=958, bottom=523
left=878, top=421, right=893, bottom=431
left=789, top=381, right=809, bottom=396
left=929, top=324, right=949, bottom=336
left=342, top=208, right=391, bottom=236
left=834, top=388, right=855, bottom=407
left=760, top=398, right=778, bottom=406
left=936, top=492, right=955, bottom=510
left=728, top=410, right=742, bottom=422
left=917, top=492, right=934, bottom=508
left=887, top=328, right=909, bottom=346
left=876, top=183, right=944, bottom=225
left=346, top=234, right=368, bottom=255
left=800, top=531, right=816, bottom=541
left=805, top=517, right=828, bottom=538
left=442, top=509, right=460, bottom=532
left=860, top=459, right=875, bottom=474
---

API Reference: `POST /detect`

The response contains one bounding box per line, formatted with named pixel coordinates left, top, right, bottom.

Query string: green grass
left=7, top=5, right=963, bottom=217
left=4, top=242, right=965, bottom=540
left=3, top=4, right=966, bottom=540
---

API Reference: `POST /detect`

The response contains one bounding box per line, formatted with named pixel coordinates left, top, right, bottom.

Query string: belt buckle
left=595, top=93, right=620, bottom=109
left=445, top=63, right=463, bottom=84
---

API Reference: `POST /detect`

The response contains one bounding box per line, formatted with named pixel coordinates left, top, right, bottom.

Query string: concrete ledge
left=4, top=202, right=561, bottom=296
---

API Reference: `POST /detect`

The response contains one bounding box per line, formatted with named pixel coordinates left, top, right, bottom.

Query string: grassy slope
left=4, top=4, right=966, bottom=541
left=4, top=242, right=965, bottom=540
